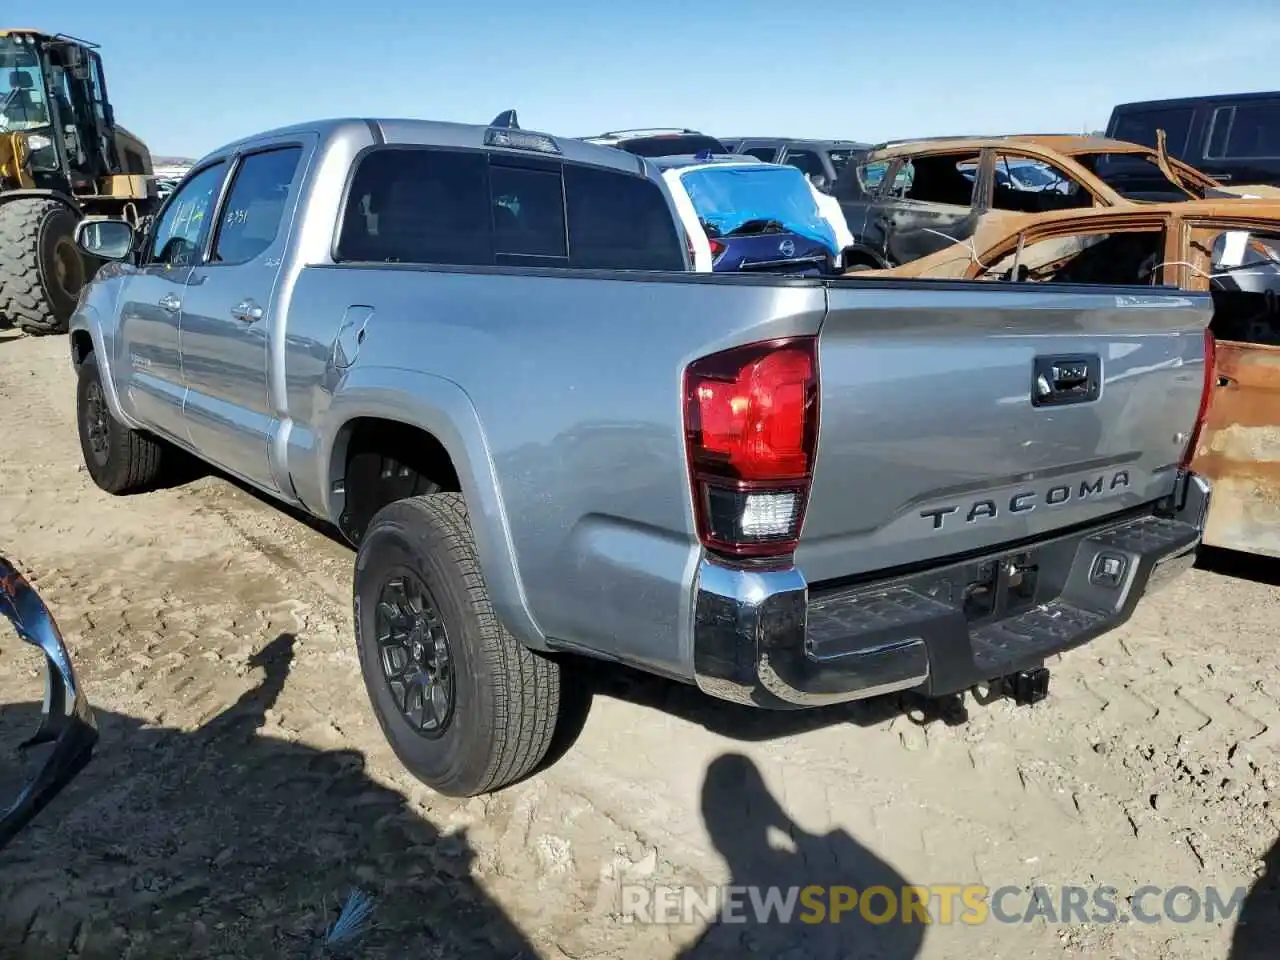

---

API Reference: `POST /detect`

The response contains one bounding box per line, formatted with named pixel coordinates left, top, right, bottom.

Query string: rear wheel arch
left=325, top=411, right=548, bottom=651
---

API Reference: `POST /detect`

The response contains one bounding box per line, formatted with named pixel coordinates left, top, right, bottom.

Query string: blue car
left=652, top=154, right=850, bottom=274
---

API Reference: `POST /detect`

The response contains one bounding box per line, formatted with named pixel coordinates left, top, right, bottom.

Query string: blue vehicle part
left=0, top=556, right=98, bottom=851
left=679, top=165, right=839, bottom=255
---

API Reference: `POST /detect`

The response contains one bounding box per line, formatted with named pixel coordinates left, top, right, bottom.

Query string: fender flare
left=321, top=367, right=547, bottom=650
left=67, top=306, right=141, bottom=430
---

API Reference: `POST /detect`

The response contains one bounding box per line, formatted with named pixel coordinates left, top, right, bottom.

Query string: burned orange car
left=834, top=134, right=1225, bottom=271
left=854, top=198, right=1280, bottom=559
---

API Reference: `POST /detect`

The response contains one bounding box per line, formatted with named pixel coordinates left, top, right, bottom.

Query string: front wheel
left=354, top=493, right=562, bottom=797
left=76, top=350, right=168, bottom=494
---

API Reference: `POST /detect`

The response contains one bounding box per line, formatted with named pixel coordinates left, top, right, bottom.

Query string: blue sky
left=41, top=0, right=1280, bottom=158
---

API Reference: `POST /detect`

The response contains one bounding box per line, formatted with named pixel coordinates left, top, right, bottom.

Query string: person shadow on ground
left=0, top=632, right=539, bottom=960
left=677, top=752, right=926, bottom=959
left=1230, top=835, right=1280, bottom=959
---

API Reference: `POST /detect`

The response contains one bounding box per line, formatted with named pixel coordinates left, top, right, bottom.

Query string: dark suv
left=1105, top=92, right=1280, bottom=188
left=721, top=137, right=869, bottom=193
left=581, top=128, right=727, bottom=158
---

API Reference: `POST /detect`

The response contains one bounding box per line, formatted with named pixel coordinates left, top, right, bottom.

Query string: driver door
left=114, top=159, right=229, bottom=443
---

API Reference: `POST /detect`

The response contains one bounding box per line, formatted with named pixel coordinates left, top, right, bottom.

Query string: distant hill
left=153, top=155, right=195, bottom=167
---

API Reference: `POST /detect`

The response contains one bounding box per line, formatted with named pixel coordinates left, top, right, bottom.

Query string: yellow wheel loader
left=0, top=29, right=160, bottom=335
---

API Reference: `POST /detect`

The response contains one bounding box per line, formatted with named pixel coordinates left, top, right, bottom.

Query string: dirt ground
left=2, top=329, right=1280, bottom=959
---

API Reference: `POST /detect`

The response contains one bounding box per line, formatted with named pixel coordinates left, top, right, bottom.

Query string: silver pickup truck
left=66, top=115, right=1215, bottom=797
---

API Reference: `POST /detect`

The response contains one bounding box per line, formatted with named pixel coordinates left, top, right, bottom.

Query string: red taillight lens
left=709, top=238, right=727, bottom=260
left=1182, top=327, right=1217, bottom=468
left=683, top=337, right=819, bottom=558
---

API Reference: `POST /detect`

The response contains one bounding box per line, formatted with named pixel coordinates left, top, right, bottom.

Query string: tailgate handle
left=1032, top=355, right=1100, bottom=407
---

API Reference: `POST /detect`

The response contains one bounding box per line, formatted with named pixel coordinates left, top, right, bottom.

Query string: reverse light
left=683, top=337, right=819, bottom=559
left=1181, top=327, right=1216, bottom=468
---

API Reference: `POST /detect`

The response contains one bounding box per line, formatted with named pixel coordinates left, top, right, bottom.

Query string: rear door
left=797, top=282, right=1211, bottom=582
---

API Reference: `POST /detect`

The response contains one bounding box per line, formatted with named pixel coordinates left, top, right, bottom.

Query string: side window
left=897, top=153, right=980, bottom=207
left=488, top=163, right=567, bottom=260
left=744, top=146, right=779, bottom=162
left=1112, top=108, right=1195, bottom=154
left=783, top=150, right=824, bottom=177
left=855, top=160, right=890, bottom=193
left=210, top=146, right=302, bottom=266
left=147, top=161, right=228, bottom=267
left=1214, top=101, right=1280, bottom=160
left=336, top=148, right=492, bottom=265
left=988, top=154, right=1090, bottom=213
left=564, top=164, right=684, bottom=270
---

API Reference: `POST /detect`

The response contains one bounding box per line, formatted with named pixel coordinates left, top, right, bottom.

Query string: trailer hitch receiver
left=1000, top=667, right=1050, bottom=706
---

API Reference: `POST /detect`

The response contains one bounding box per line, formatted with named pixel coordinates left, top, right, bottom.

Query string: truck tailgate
left=796, top=284, right=1212, bottom=584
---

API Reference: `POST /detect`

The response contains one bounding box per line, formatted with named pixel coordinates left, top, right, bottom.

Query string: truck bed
left=280, top=267, right=1211, bottom=674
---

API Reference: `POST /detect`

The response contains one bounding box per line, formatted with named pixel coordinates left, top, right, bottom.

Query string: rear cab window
left=336, top=146, right=685, bottom=271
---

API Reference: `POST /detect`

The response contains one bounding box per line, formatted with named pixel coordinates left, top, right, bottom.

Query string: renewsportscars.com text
left=620, top=883, right=1249, bottom=926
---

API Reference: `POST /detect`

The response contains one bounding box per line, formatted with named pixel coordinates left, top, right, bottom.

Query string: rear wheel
left=0, top=198, right=88, bottom=336
left=354, top=493, right=562, bottom=797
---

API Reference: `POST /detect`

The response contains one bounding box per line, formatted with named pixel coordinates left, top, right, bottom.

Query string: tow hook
left=999, top=667, right=1051, bottom=706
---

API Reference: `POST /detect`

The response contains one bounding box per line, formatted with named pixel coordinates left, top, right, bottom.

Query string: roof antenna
left=490, top=109, right=519, bottom=130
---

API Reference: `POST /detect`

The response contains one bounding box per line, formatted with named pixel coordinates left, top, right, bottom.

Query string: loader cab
left=0, top=30, right=143, bottom=198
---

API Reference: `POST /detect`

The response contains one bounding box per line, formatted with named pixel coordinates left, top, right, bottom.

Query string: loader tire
left=0, top=198, right=87, bottom=336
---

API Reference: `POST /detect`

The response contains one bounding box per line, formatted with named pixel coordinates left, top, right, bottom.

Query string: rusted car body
left=834, top=134, right=1224, bottom=270
left=854, top=199, right=1280, bottom=559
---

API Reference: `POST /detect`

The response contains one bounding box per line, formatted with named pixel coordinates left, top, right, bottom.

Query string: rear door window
left=211, top=146, right=302, bottom=265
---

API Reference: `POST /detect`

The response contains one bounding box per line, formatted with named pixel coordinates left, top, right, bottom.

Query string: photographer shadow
left=0, top=633, right=539, bottom=959
left=1231, top=835, right=1280, bottom=959
left=677, top=752, right=925, bottom=959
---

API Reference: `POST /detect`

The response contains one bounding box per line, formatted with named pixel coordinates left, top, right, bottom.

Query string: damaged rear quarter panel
left=1192, top=341, right=1280, bottom=557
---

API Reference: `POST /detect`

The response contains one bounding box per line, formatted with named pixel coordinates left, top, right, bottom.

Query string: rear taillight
left=708, top=238, right=727, bottom=261
left=683, top=336, right=819, bottom=559
left=1182, top=327, right=1216, bottom=468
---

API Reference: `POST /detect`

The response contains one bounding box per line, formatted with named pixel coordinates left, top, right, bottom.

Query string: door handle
left=231, top=299, right=264, bottom=323
left=158, top=293, right=181, bottom=313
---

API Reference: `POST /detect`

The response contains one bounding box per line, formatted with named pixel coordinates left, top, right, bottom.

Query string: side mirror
left=74, top=218, right=135, bottom=261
